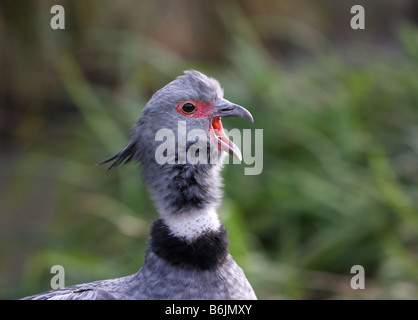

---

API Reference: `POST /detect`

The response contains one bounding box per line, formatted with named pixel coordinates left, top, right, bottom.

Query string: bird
left=22, top=70, right=257, bottom=300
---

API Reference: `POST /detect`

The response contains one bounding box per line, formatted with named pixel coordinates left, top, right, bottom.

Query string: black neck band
left=149, top=219, right=229, bottom=271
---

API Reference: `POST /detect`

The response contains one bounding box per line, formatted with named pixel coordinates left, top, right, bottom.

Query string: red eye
left=182, top=102, right=196, bottom=114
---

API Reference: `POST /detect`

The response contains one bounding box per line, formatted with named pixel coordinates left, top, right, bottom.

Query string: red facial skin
left=176, top=100, right=214, bottom=119
left=176, top=100, right=228, bottom=153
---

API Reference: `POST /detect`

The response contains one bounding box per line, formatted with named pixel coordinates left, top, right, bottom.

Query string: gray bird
left=22, top=70, right=257, bottom=300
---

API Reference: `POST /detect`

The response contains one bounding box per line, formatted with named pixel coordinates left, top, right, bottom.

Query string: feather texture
left=22, top=70, right=256, bottom=300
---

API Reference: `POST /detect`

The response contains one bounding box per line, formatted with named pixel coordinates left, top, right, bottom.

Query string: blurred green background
left=1, top=0, right=418, bottom=299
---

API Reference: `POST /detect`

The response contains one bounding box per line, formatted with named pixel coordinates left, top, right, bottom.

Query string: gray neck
left=135, top=129, right=225, bottom=240
left=99, top=121, right=226, bottom=241
left=144, top=162, right=222, bottom=214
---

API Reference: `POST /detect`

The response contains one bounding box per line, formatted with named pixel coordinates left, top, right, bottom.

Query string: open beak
left=210, top=99, right=254, bottom=161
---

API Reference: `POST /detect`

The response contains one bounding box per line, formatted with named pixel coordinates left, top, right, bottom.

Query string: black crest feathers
left=98, top=140, right=137, bottom=172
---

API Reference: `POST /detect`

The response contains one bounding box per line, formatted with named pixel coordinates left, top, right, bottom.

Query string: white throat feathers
left=162, top=208, right=221, bottom=241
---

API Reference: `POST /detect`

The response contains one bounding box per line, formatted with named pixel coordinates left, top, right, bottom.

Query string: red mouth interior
left=211, top=117, right=223, bottom=133
left=210, top=117, right=230, bottom=151
left=210, top=117, right=242, bottom=160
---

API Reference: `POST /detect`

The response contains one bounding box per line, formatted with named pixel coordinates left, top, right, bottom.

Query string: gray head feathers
left=148, top=70, right=224, bottom=107
left=99, top=70, right=223, bottom=170
left=99, top=70, right=226, bottom=216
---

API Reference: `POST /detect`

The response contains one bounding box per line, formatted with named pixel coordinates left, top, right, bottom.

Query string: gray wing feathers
left=22, top=287, right=116, bottom=300
left=21, top=275, right=134, bottom=300
left=21, top=254, right=256, bottom=300
left=47, top=289, right=116, bottom=300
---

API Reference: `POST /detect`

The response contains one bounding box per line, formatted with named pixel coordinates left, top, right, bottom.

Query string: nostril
left=221, top=107, right=234, bottom=112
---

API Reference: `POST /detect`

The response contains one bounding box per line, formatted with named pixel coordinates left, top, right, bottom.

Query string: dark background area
left=1, top=0, right=418, bottom=299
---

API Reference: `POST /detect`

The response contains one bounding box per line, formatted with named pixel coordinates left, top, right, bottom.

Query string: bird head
left=102, top=70, right=253, bottom=169
left=139, top=70, right=253, bottom=164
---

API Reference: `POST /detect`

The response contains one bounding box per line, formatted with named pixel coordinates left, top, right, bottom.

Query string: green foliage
left=1, top=3, right=418, bottom=299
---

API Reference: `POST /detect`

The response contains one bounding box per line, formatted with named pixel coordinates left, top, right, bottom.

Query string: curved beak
left=210, top=99, right=253, bottom=161
left=213, top=99, right=254, bottom=123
